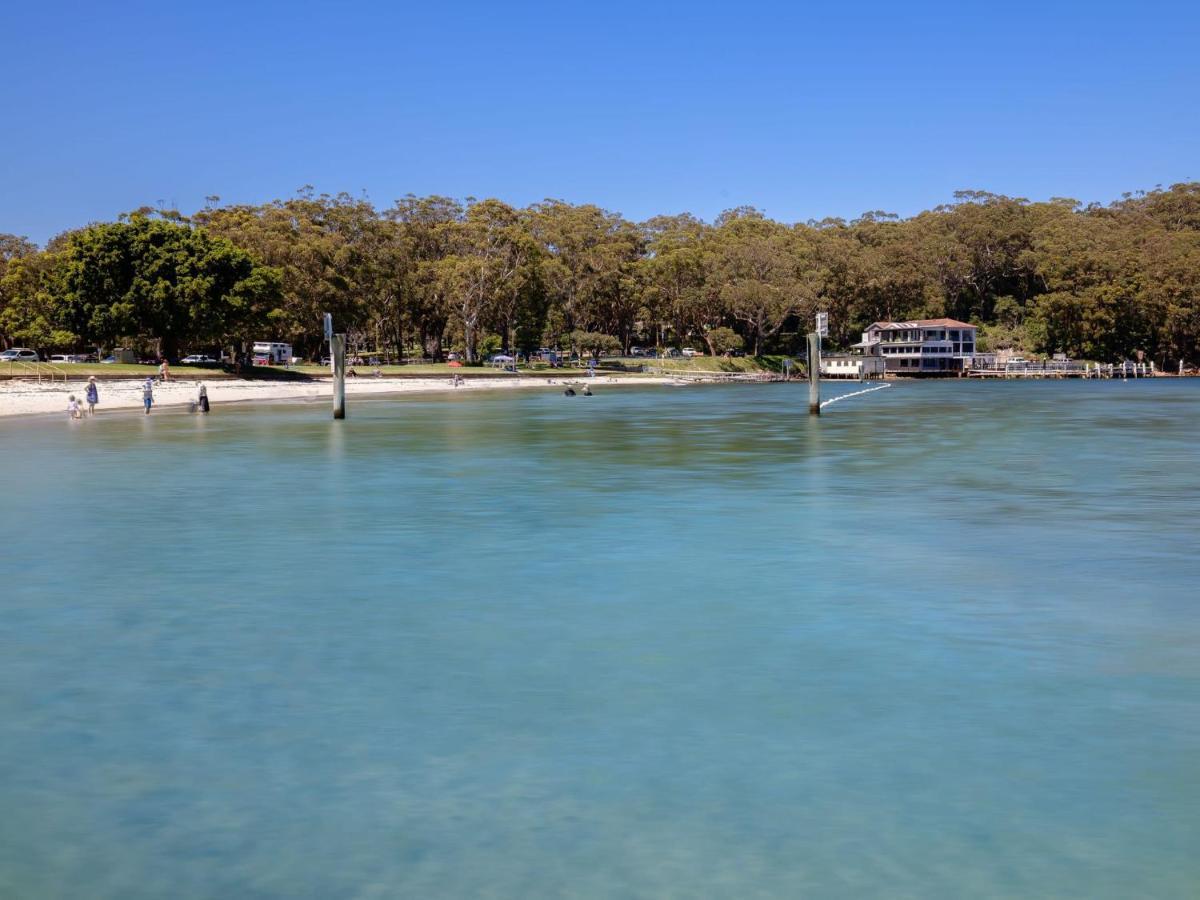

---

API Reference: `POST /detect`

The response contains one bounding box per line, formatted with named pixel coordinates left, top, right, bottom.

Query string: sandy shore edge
left=0, top=374, right=690, bottom=418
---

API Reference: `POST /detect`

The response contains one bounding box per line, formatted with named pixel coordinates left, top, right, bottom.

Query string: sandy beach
left=0, top=374, right=685, bottom=418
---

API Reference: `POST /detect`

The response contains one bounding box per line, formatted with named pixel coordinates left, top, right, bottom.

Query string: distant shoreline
left=4, top=370, right=1192, bottom=420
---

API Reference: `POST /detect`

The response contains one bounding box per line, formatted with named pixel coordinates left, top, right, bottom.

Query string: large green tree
left=57, top=214, right=282, bottom=359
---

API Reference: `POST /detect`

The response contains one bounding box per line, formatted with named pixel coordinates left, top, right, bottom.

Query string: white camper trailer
left=253, top=342, right=292, bottom=366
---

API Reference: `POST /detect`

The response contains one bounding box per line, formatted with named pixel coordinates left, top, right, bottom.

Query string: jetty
left=967, top=359, right=1157, bottom=378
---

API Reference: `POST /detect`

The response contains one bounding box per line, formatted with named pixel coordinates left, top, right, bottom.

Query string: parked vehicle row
left=2, top=347, right=227, bottom=365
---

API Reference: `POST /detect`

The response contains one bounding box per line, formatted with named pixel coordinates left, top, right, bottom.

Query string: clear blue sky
left=3, top=0, right=1197, bottom=244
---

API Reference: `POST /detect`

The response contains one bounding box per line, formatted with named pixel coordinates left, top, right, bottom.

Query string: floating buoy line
left=819, top=382, right=892, bottom=410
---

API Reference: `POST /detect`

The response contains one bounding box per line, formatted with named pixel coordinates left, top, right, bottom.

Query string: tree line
left=2, top=183, right=1199, bottom=365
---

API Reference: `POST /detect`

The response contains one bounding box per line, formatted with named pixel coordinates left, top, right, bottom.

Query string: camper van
left=253, top=342, right=292, bottom=366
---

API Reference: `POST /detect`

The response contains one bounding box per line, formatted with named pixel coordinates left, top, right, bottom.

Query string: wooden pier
left=967, top=360, right=1157, bottom=379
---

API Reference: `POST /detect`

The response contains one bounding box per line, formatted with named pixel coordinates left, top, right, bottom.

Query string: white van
left=253, top=342, right=292, bottom=365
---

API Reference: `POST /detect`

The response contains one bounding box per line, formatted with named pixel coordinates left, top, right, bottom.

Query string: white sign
left=816, top=311, right=829, bottom=338
left=323, top=313, right=333, bottom=341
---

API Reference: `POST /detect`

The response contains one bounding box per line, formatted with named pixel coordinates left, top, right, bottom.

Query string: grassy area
left=288, top=363, right=533, bottom=377
left=641, top=355, right=793, bottom=374
left=3, top=362, right=176, bottom=379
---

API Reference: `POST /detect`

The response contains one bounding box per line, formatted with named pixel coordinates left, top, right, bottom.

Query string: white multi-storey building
left=855, top=319, right=978, bottom=374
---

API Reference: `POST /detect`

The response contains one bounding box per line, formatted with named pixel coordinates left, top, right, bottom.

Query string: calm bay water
left=2, top=379, right=1198, bottom=898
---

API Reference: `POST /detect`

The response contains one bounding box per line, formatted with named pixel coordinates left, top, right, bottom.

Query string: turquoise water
left=2, top=380, right=1198, bottom=898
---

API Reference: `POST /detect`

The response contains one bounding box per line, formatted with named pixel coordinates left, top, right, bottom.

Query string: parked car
left=681, top=348, right=700, bottom=357
left=0, top=348, right=39, bottom=363
left=100, top=356, right=117, bottom=364
left=181, top=355, right=218, bottom=364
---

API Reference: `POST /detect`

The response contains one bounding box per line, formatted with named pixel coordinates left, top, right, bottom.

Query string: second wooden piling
left=807, top=332, right=821, bottom=415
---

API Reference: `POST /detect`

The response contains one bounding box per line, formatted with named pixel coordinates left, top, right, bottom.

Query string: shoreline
left=0, top=374, right=700, bottom=419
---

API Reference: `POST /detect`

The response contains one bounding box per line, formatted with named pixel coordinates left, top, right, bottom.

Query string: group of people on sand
left=66, top=376, right=102, bottom=419
left=67, top=376, right=209, bottom=419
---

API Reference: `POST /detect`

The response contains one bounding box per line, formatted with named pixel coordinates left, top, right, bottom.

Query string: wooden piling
left=331, top=333, right=347, bottom=419
left=807, top=332, right=821, bottom=415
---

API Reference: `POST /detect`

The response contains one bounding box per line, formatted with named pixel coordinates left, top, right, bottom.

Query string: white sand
left=0, top=374, right=682, bottom=418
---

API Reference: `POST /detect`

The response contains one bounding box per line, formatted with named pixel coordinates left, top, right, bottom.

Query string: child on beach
left=143, top=378, right=154, bottom=414
left=85, top=376, right=99, bottom=414
left=67, top=395, right=82, bottom=419
left=159, top=359, right=170, bottom=382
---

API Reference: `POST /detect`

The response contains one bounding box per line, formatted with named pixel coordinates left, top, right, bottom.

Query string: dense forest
left=2, top=183, right=1199, bottom=366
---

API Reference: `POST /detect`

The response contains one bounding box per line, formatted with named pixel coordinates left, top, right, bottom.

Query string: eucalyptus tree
left=638, top=213, right=713, bottom=351
left=706, top=209, right=807, bottom=356
left=386, top=195, right=465, bottom=359
left=443, top=199, right=534, bottom=363
left=194, top=191, right=367, bottom=357
left=528, top=200, right=642, bottom=343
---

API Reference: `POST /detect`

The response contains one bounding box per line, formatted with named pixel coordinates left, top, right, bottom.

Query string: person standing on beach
left=142, top=377, right=154, bottom=414
left=198, top=383, right=210, bottom=413
left=85, top=376, right=99, bottom=415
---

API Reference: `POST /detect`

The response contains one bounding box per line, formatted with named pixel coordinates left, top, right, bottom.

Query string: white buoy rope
left=819, top=382, right=892, bottom=410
